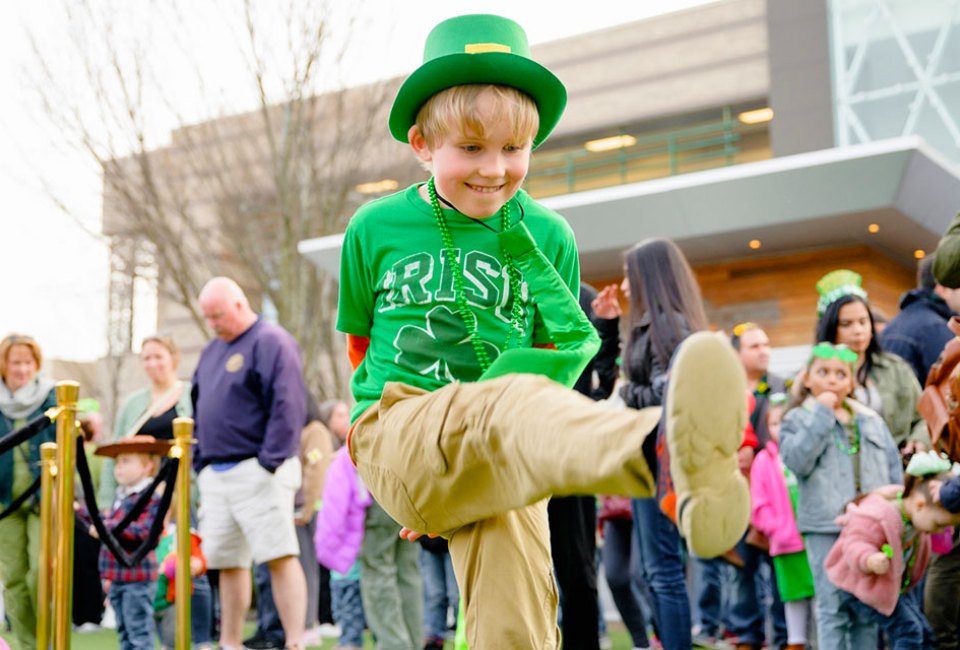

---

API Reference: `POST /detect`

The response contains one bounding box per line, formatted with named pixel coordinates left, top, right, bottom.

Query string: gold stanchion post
left=172, top=417, right=195, bottom=650
left=53, top=380, right=79, bottom=650
left=36, top=442, right=57, bottom=650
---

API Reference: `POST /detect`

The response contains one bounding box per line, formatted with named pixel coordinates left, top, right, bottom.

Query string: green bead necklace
left=427, top=177, right=526, bottom=373
left=834, top=407, right=860, bottom=455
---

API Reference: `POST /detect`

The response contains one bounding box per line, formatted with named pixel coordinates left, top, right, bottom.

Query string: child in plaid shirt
left=76, top=435, right=170, bottom=650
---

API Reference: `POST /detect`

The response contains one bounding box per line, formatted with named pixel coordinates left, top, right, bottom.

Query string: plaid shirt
left=77, top=485, right=160, bottom=583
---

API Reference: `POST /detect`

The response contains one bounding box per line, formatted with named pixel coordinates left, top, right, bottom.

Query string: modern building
left=299, top=0, right=960, bottom=371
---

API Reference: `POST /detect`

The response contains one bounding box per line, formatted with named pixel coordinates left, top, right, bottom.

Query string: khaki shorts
left=197, top=457, right=301, bottom=568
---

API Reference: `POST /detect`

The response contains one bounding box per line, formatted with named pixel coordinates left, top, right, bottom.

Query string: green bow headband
left=809, top=342, right=858, bottom=365
left=905, top=450, right=953, bottom=477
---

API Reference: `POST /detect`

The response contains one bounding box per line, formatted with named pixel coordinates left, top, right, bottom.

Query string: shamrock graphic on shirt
left=394, top=305, right=499, bottom=382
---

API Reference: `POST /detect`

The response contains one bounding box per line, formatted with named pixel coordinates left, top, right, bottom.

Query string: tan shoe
left=666, top=331, right=750, bottom=558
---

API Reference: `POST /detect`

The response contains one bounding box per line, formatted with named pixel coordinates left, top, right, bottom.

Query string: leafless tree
left=24, top=0, right=410, bottom=401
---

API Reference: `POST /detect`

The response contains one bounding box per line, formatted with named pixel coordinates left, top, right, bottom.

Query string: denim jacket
left=780, top=397, right=903, bottom=534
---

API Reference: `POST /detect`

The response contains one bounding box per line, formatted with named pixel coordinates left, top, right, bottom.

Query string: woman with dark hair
left=814, top=270, right=927, bottom=452
left=593, top=237, right=707, bottom=650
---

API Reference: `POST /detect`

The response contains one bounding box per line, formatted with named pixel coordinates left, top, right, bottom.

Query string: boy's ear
left=408, top=126, right=432, bottom=163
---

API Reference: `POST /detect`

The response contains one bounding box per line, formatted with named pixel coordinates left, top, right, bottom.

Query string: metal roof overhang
left=299, top=136, right=960, bottom=281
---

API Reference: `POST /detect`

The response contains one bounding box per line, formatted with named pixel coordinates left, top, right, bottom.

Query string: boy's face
left=114, top=452, right=154, bottom=487
left=410, top=88, right=532, bottom=219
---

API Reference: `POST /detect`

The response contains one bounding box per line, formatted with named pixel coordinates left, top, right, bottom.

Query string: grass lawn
left=2, top=621, right=650, bottom=649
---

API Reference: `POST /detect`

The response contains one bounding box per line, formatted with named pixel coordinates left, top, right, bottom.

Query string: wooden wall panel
left=586, top=245, right=915, bottom=347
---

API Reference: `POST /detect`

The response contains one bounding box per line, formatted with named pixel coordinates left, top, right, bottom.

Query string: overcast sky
left=0, top=0, right=720, bottom=362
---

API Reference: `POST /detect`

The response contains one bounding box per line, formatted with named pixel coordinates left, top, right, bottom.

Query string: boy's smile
left=411, top=89, right=532, bottom=219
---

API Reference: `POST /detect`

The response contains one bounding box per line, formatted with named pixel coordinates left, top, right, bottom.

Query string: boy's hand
left=816, top=391, right=839, bottom=409
left=399, top=527, right=438, bottom=542
left=866, top=552, right=890, bottom=575
left=189, top=556, right=204, bottom=576
left=88, top=525, right=99, bottom=540
left=591, top=285, right=621, bottom=320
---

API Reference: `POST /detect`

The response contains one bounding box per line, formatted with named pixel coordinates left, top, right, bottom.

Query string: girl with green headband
left=780, top=341, right=903, bottom=649
left=823, top=451, right=959, bottom=647
left=815, top=269, right=929, bottom=454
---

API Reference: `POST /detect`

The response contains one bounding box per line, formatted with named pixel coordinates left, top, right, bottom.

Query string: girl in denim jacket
left=780, top=342, right=902, bottom=650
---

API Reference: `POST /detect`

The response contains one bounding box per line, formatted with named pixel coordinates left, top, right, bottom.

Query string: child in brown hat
left=76, top=435, right=172, bottom=650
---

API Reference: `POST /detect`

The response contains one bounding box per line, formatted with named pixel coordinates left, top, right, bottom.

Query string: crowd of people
left=5, top=10, right=960, bottom=650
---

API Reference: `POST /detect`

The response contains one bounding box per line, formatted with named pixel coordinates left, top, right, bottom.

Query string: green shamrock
left=395, top=305, right=499, bottom=381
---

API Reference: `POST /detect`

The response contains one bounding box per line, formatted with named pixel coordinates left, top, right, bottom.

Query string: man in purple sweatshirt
left=192, top=276, right=308, bottom=650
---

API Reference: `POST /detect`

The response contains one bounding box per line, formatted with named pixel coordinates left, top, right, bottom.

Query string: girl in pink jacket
left=750, top=398, right=814, bottom=650
left=825, top=451, right=960, bottom=649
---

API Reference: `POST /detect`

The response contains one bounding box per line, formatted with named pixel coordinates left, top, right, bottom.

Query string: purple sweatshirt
left=192, top=318, right=306, bottom=472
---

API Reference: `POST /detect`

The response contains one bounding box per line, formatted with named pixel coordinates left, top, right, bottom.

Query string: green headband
left=816, top=269, right=868, bottom=316
left=809, top=342, right=858, bottom=365
left=905, top=450, right=953, bottom=478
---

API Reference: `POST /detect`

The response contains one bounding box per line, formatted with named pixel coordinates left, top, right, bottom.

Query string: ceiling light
left=356, top=179, right=399, bottom=194
left=748, top=239, right=762, bottom=250
left=584, top=134, right=637, bottom=152
left=868, top=223, right=880, bottom=234
left=914, top=249, right=926, bottom=259
left=737, top=108, right=774, bottom=125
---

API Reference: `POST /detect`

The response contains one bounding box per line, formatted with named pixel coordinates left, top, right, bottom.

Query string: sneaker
left=666, top=331, right=751, bottom=558
left=423, top=638, right=445, bottom=650
left=100, top=604, right=116, bottom=630
left=302, top=626, right=322, bottom=646
left=599, top=634, right=613, bottom=649
left=318, top=622, right=342, bottom=638
left=75, top=622, right=102, bottom=633
left=693, top=631, right=735, bottom=649
left=242, top=634, right=285, bottom=650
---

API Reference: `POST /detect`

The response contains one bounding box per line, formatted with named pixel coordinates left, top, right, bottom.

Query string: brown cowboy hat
left=94, top=435, right=173, bottom=458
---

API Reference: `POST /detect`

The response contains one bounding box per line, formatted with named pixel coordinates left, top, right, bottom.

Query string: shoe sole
left=666, top=331, right=746, bottom=472
left=666, top=331, right=750, bottom=558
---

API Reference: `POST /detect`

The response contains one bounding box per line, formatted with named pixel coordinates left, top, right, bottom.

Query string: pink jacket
left=314, top=447, right=372, bottom=574
left=750, top=442, right=805, bottom=556
left=825, top=486, right=931, bottom=616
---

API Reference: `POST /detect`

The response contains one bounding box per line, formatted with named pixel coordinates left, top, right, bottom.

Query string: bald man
left=192, top=277, right=308, bottom=650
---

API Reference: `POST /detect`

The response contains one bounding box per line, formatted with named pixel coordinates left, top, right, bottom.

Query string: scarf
left=0, top=376, right=56, bottom=421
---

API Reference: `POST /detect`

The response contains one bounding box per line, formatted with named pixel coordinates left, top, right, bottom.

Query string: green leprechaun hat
left=388, top=14, right=567, bottom=149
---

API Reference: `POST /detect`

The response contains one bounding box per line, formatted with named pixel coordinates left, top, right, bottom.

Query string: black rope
left=0, top=476, right=40, bottom=522
left=75, top=436, right=178, bottom=568
left=112, top=457, right=173, bottom=536
left=0, top=412, right=55, bottom=456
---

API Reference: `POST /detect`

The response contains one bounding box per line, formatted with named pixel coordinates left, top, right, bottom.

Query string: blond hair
left=141, top=334, right=180, bottom=367
left=0, top=334, right=43, bottom=381
left=416, top=84, right=539, bottom=148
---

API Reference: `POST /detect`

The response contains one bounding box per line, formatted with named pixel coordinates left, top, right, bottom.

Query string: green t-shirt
left=338, top=184, right=581, bottom=421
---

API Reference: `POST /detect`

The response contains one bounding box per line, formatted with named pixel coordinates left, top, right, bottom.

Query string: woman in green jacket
left=0, top=333, right=56, bottom=650
left=814, top=270, right=928, bottom=452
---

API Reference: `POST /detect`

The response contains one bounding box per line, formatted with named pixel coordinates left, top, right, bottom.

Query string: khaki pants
left=351, top=374, right=660, bottom=649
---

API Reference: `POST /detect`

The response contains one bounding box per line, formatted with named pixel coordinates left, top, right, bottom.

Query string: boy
left=76, top=435, right=171, bottom=650
left=338, top=14, right=751, bottom=647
